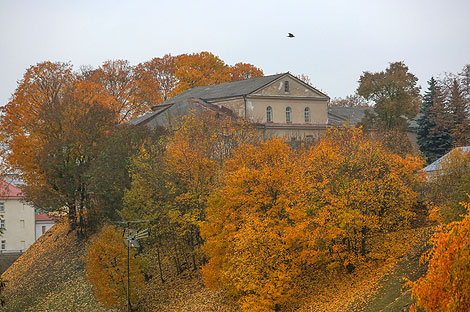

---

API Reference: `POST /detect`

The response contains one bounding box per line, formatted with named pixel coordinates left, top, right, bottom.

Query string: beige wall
left=211, top=97, right=246, bottom=118
left=0, top=199, right=35, bottom=252
left=246, top=97, right=328, bottom=125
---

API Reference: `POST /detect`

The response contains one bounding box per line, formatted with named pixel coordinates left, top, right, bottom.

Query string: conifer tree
left=448, top=78, right=470, bottom=147
left=417, top=78, right=452, bottom=163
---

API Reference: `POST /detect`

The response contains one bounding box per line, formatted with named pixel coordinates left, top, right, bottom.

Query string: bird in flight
left=287, top=33, right=295, bottom=38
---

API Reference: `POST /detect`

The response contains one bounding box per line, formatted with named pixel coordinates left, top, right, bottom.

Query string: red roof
left=35, top=214, right=56, bottom=221
left=0, top=180, right=24, bottom=199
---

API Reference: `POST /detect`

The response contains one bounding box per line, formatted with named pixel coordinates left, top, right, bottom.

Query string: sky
left=0, top=0, right=469, bottom=106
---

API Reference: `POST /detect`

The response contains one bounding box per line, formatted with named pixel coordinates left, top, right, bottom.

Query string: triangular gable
left=249, top=73, right=329, bottom=99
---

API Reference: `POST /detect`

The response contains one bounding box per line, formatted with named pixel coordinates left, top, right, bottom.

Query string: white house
left=35, top=214, right=56, bottom=240
left=0, top=180, right=35, bottom=252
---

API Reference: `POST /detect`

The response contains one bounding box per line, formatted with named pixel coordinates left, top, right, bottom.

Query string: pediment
left=251, top=73, right=329, bottom=99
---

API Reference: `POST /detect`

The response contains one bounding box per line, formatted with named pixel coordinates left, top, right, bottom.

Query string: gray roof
left=423, top=146, right=470, bottom=172
left=157, top=73, right=286, bottom=107
left=328, top=107, right=371, bottom=126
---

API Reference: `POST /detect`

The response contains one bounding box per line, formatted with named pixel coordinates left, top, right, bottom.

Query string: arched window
left=266, top=106, right=273, bottom=122
left=304, top=107, right=310, bottom=123
left=286, top=107, right=292, bottom=123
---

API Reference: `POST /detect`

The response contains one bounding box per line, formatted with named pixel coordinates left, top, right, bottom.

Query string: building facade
left=0, top=181, right=35, bottom=252
left=131, top=73, right=334, bottom=140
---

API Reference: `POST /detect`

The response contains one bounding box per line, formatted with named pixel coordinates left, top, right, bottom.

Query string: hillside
left=0, top=220, right=431, bottom=312
left=0, top=220, right=109, bottom=312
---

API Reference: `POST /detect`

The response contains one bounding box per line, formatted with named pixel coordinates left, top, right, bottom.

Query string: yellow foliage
left=407, top=199, right=470, bottom=312
left=202, top=127, right=423, bottom=311
left=84, top=225, right=144, bottom=309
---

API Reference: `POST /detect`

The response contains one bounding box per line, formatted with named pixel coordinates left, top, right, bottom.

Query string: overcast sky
left=1, top=0, right=469, bottom=106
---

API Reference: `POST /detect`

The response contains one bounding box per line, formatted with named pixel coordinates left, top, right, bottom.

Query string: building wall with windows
left=0, top=181, right=35, bottom=252
left=35, top=214, right=56, bottom=240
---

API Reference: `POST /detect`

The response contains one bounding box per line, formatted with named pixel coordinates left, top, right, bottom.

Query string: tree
left=201, top=127, right=423, bottom=311
left=407, top=200, right=470, bottom=312
left=447, top=79, right=470, bottom=147
left=230, top=62, right=263, bottom=81
left=173, top=52, right=232, bottom=95
left=0, top=62, right=142, bottom=233
left=135, top=54, right=178, bottom=104
left=88, top=60, right=149, bottom=121
left=202, top=138, right=307, bottom=312
left=123, top=111, right=258, bottom=276
left=417, top=77, right=453, bottom=163
left=329, top=94, right=371, bottom=107
left=357, top=62, right=421, bottom=131
left=84, top=225, right=145, bottom=309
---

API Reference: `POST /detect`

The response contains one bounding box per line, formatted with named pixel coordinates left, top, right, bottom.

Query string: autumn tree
left=123, top=111, right=258, bottom=275
left=407, top=200, right=470, bottom=312
left=85, top=225, right=145, bottom=309
left=230, top=62, right=264, bottom=81
left=202, top=127, right=423, bottom=311
left=358, top=61, right=421, bottom=131
left=329, top=94, right=371, bottom=107
left=202, top=138, right=307, bottom=312
left=87, top=60, right=150, bottom=121
left=135, top=54, right=178, bottom=104
left=0, top=62, right=153, bottom=233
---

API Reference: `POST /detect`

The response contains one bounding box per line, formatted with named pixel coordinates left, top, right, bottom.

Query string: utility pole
left=113, top=220, right=151, bottom=312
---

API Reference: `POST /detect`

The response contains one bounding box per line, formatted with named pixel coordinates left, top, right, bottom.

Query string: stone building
left=131, top=73, right=346, bottom=140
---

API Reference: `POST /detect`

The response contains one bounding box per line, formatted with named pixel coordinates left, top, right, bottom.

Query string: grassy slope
left=1, top=221, right=109, bottom=312
left=0, top=221, right=432, bottom=312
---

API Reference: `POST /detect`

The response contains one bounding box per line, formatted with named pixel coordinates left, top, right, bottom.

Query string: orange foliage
left=202, top=127, right=423, bottom=311
left=135, top=54, right=178, bottom=104
left=84, top=225, right=144, bottom=309
left=407, top=200, right=470, bottom=312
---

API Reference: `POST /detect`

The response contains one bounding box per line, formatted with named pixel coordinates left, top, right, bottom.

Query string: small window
left=1, top=240, right=5, bottom=250
left=21, top=240, right=25, bottom=250
left=286, top=107, right=292, bottom=123
left=304, top=107, right=311, bottom=123
left=0, top=220, right=5, bottom=229
left=0, top=202, right=4, bottom=212
left=284, top=81, right=289, bottom=92
left=266, top=106, right=273, bottom=123
left=20, top=220, right=25, bottom=228
left=42, top=225, right=46, bottom=234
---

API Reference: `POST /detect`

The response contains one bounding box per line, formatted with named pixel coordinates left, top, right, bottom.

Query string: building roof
left=328, top=107, right=371, bottom=126
left=0, top=180, right=24, bottom=199
left=131, top=73, right=329, bottom=127
left=35, top=214, right=56, bottom=222
left=423, top=146, right=470, bottom=173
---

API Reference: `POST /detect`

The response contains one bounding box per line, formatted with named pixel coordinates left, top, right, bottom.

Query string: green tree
left=417, top=78, right=452, bottom=163
left=358, top=61, right=421, bottom=131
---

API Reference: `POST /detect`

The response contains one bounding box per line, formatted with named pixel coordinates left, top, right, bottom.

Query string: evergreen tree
left=448, top=79, right=470, bottom=147
left=417, top=78, right=452, bottom=163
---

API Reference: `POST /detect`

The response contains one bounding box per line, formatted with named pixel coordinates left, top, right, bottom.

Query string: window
left=20, top=220, right=25, bottom=228
left=266, top=106, right=273, bottom=122
left=21, top=241, right=25, bottom=250
left=304, top=107, right=311, bottom=123
left=286, top=107, right=292, bottom=123
left=0, top=202, right=4, bottom=212
left=0, top=220, right=4, bottom=229
left=284, top=81, right=289, bottom=92
left=1, top=240, right=5, bottom=250
left=42, top=225, right=46, bottom=234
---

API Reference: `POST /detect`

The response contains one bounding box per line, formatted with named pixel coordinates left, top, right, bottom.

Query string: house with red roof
left=35, top=214, right=56, bottom=240
left=0, top=180, right=35, bottom=252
